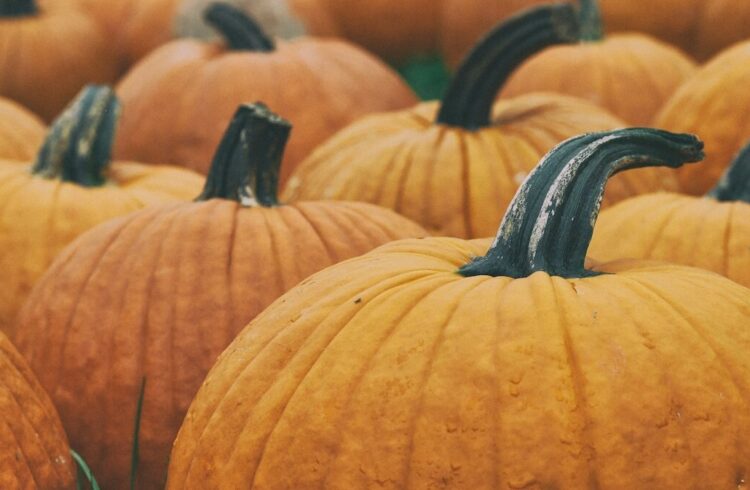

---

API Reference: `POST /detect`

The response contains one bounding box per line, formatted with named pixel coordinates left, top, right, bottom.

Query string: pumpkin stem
left=459, top=129, right=704, bottom=279
left=579, top=0, right=604, bottom=42
left=708, top=142, right=750, bottom=203
left=204, top=2, right=275, bottom=52
left=31, top=85, right=120, bottom=187
left=197, top=102, right=291, bottom=206
left=436, top=4, right=579, bottom=130
left=0, top=0, right=37, bottom=16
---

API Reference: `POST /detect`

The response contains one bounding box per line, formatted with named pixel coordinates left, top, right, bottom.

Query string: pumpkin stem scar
left=708, top=141, right=750, bottom=203
left=197, top=102, right=291, bottom=207
left=31, top=85, right=120, bottom=187
left=204, top=2, right=275, bottom=52
left=579, top=0, right=604, bottom=42
left=435, top=4, right=580, bottom=130
left=0, top=0, right=37, bottom=17
left=459, top=128, right=704, bottom=279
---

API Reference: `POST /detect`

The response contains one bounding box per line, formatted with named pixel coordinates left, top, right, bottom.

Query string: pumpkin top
left=204, top=2, right=275, bottom=52
left=708, top=141, right=750, bottom=203
left=436, top=4, right=579, bottom=130
left=31, top=85, right=120, bottom=188
left=0, top=0, right=37, bottom=17
left=197, top=102, right=290, bottom=206
left=460, top=128, right=704, bottom=279
left=578, top=0, right=604, bottom=42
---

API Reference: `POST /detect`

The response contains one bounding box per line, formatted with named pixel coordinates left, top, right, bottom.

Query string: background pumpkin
left=0, top=98, right=45, bottom=160
left=0, top=86, right=204, bottom=335
left=285, top=5, right=677, bottom=239
left=11, top=103, right=427, bottom=490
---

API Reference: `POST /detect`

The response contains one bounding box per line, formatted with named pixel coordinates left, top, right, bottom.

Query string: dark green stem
left=708, top=142, right=750, bottom=203
left=0, top=0, right=37, bottom=16
left=460, top=129, right=704, bottom=279
left=197, top=103, right=290, bottom=206
left=436, top=4, right=579, bottom=130
left=204, top=3, right=275, bottom=52
left=31, top=85, right=120, bottom=187
left=579, top=0, right=604, bottom=41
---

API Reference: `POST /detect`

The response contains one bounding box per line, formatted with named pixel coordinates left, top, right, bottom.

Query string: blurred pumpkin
left=285, top=5, right=677, bottom=239
left=0, top=98, right=45, bottom=160
left=115, top=2, right=416, bottom=183
left=0, top=0, right=118, bottom=121
left=0, top=86, right=204, bottom=334
left=169, top=129, right=750, bottom=489
left=12, top=103, right=426, bottom=490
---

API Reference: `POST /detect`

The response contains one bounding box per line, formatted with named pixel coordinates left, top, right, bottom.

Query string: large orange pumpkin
left=591, top=140, right=750, bottom=288
left=0, top=86, right=204, bottom=334
left=0, top=98, right=45, bottom=160
left=169, top=129, right=750, bottom=489
left=115, top=3, right=416, bottom=183
left=12, top=103, right=426, bottom=490
left=285, top=5, right=679, bottom=239
left=0, top=0, right=118, bottom=121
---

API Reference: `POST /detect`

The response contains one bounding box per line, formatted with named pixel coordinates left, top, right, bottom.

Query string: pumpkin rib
left=289, top=205, right=338, bottom=262
left=457, top=134, right=474, bottom=240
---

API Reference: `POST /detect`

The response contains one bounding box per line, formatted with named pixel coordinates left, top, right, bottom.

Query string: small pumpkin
left=285, top=5, right=678, bottom=239
left=115, top=3, right=416, bottom=183
left=591, top=140, right=750, bottom=288
left=0, top=0, right=118, bottom=121
left=0, top=98, right=45, bottom=160
left=501, top=0, right=696, bottom=126
left=0, top=86, right=204, bottom=334
left=12, top=103, right=426, bottom=490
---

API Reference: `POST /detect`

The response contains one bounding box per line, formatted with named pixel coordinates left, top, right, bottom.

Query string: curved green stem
left=204, top=3, right=275, bottom=52
left=436, top=4, right=579, bottom=130
left=579, top=0, right=604, bottom=42
left=708, top=142, right=750, bottom=203
left=31, top=85, right=120, bottom=187
left=460, top=129, right=704, bottom=279
left=197, top=102, right=290, bottom=206
left=0, top=0, right=37, bottom=16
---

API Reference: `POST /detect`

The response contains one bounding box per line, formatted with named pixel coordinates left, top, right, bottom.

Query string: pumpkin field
left=1, top=0, right=749, bottom=489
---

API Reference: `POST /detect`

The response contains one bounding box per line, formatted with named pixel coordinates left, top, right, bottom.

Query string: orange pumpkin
left=0, top=86, right=204, bottom=334
left=0, top=98, right=45, bottom=160
left=591, top=140, right=750, bottom=288
left=0, top=0, right=118, bottom=121
left=115, top=3, right=416, bottom=183
left=285, top=5, right=678, bottom=239
left=12, top=103, right=426, bottom=490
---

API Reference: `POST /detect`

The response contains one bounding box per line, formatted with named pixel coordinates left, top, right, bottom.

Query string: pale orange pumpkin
left=0, top=98, right=45, bottom=160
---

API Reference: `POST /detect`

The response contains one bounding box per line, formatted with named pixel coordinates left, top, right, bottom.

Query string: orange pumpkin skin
left=0, top=332, right=76, bottom=489
left=0, top=98, right=45, bottom=160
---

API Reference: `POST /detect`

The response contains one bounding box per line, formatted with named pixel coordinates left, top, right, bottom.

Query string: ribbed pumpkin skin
left=0, top=161, right=204, bottom=334
left=591, top=193, right=750, bottom=288
left=0, top=99, right=45, bottom=160
left=0, top=5, right=118, bottom=121
left=284, top=94, right=678, bottom=238
left=12, top=199, right=426, bottom=490
left=501, top=35, right=696, bottom=126
left=115, top=38, right=416, bottom=182
left=167, top=237, right=750, bottom=489
left=655, top=42, right=750, bottom=195
left=0, top=333, right=75, bottom=489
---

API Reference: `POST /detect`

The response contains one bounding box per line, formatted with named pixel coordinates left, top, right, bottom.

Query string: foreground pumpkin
left=115, top=3, right=416, bottom=182
left=591, top=141, right=750, bottom=288
left=12, top=103, right=426, bottom=490
left=170, top=128, right=750, bottom=489
left=285, top=5, right=679, bottom=239
left=0, top=98, right=45, bottom=160
left=0, top=86, right=204, bottom=334
left=501, top=0, right=696, bottom=126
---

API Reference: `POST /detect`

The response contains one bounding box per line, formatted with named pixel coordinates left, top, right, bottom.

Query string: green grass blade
left=71, top=449, right=100, bottom=490
left=130, top=377, right=147, bottom=490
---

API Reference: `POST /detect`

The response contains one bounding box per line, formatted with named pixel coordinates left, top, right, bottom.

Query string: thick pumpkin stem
left=436, top=4, right=579, bottom=130
left=708, top=143, right=750, bottom=203
left=0, top=0, right=37, bottom=16
left=204, top=3, right=275, bottom=52
left=579, top=0, right=604, bottom=42
left=460, top=129, right=704, bottom=279
left=197, top=102, right=290, bottom=206
left=31, top=85, right=120, bottom=187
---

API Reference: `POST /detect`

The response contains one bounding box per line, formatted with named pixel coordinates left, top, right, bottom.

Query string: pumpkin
left=12, top=103, right=427, bottom=490
left=0, top=98, right=45, bottom=160
left=655, top=40, right=750, bottom=195
left=0, top=331, right=76, bottom=489
left=0, top=86, right=204, bottom=334
left=115, top=3, right=416, bottom=183
left=591, top=140, right=750, bottom=288
left=285, top=5, right=679, bottom=239
left=0, top=0, right=118, bottom=121
left=169, top=129, right=750, bottom=489
left=500, top=0, right=696, bottom=126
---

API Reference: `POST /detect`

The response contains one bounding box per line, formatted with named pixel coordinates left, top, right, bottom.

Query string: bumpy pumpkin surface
left=0, top=98, right=45, bottom=160
left=285, top=6, right=678, bottom=239
left=0, top=87, right=203, bottom=334
left=12, top=104, right=426, bottom=490
left=169, top=129, right=750, bottom=489
left=115, top=3, right=416, bottom=182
